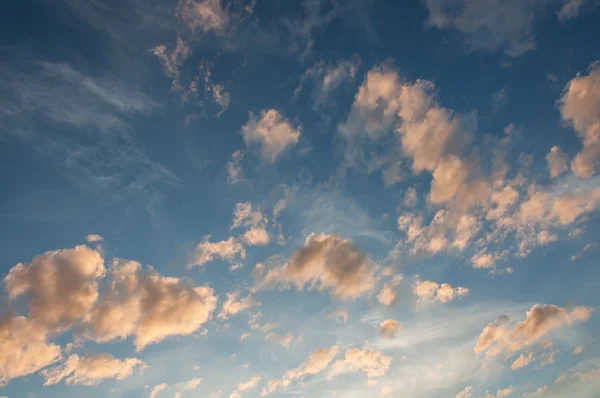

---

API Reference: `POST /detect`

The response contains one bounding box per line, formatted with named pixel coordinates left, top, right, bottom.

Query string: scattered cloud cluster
left=413, top=280, right=469, bottom=303
left=241, top=109, right=301, bottom=163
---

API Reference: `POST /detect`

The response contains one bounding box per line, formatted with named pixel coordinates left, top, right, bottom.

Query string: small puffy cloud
left=546, top=146, right=569, bottom=178
left=413, top=280, right=469, bottom=303
left=241, top=109, right=301, bottom=162
left=327, top=309, right=349, bottom=323
left=559, top=62, right=600, bottom=178
left=176, top=0, right=229, bottom=33
left=573, top=345, right=583, bottom=354
left=264, top=332, right=296, bottom=348
left=226, top=150, right=244, bottom=184
left=237, top=375, right=261, bottom=391
left=496, top=385, right=515, bottom=397
left=0, top=315, right=61, bottom=386
left=331, top=348, right=392, bottom=378
left=148, top=383, right=168, bottom=398
left=254, top=233, right=377, bottom=299
left=80, top=260, right=217, bottom=351
left=174, top=378, right=202, bottom=398
left=424, top=0, right=545, bottom=57
left=4, top=245, right=105, bottom=332
left=511, top=352, right=534, bottom=370
left=557, top=0, right=592, bottom=21
left=377, top=275, right=403, bottom=307
left=232, top=202, right=270, bottom=246
left=296, top=56, right=360, bottom=106
left=188, top=236, right=246, bottom=268
left=218, top=291, right=258, bottom=320
left=41, top=353, right=145, bottom=386
left=456, top=385, right=474, bottom=398
left=262, top=346, right=339, bottom=395
left=86, top=234, right=104, bottom=242
left=380, top=318, right=403, bottom=338
left=474, top=304, right=593, bottom=358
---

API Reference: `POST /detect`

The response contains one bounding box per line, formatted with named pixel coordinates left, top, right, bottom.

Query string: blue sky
left=1, top=0, right=600, bottom=397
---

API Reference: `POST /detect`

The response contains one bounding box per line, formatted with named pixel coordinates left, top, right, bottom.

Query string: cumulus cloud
left=218, top=291, right=258, bottom=320
left=188, top=236, right=246, bottom=268
left=241, top=109, right=301, bottom=162
left=377, top=275, right=403, bottom=307
left=231, top=202, right=270, bottom=246
left=474, top=304, right=593, bottom=358
left=413, top=280, right=469, bottom=303
left=456, top=385, right=474, bottom=398
left=148, top=383, right=168, bottom=398
left=496, top=385, right=515, bottom=397
left=330, top=348, right=392, bottom=378
left=380, top=318, right=403, bottom=338
left=80, top=259, right=217, bottom=351
left=176, top=0, right=230, bottom=33
left=41, top=353, right=145, bottom=386
left=4, top=245, right=105, bottom=332
left=424, top=0, right=547, bottom=57
left=262, top=346, right=339, bottom=395
left=0, top=315, right=61, bottom=386
left=546, top=146, right=569, bottom=178
left=174, top=378, right=202, bottom=398
left=296, top=56, right=360, bottom=106
left=557, top=0, right=593, bottom=21
left=237, top=375, right=261, bottom=391
left=86, top=234, right=104, bottom=243
left=559, top=62, right=600, bottom=177
left=511, top=352, right=534, bottom=370
left=253, top=233, right=377, bottom=299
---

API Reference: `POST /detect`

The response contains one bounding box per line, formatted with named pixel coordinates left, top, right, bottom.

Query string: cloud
left=557, top=0, right=593, bottom=21
left=41, top=353, right=145, bottom=386
left=241, top=109, right=301, bottom=162
left=474, top=304, right=593, bottom=358
left=237, top=375, right=261, bottom=391
left=148, top=383, right=168, bottom=398
left=151, top=37, right=190, bottom=90
left=226, top=150, right=245, bottom=184
left=546, top=146, right=569, bottom=178
left=188, top=236, right=246, bottom=268
left=511, top=352, right=534, bottom=370
left=79, top=259, right=217, bottom=351
left=232, top=202, right=270, bottom=246
left=330, top=348, right=392, bottom=378
left=380, top=318, right=403, bottom=338
left=423, top=0, right=547, bottom=57
left=456, top=385, right=474, bottom=398
left=4, top=245, right=105, bottom=332
left=559, top=61, right=600, bottom=178
left=327, top=309, right=349, bottom=323
left=261, top=346, right=339, bottom=395
left=0, top=315, right=61, bottom=386
left=496, top=385, right=515, bottom=397
left=174, top=378, right=202, bottom=398
left=377, top=275, right=403, bottom=307
left=176, top=0, right=230, bottom=33
left=253, top=233, right=377, bottom=299
left=218, top=291, right=259, bottom=320
left=413, top=280, right=469, bottom=303
left=264, top=331, right=296, bottom=348
left=295, top=56, right=361, bottom=106
left=86, top=234, right=104, bottom=243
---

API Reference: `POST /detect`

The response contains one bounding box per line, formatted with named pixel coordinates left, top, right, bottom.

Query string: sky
left=1, top=0, right=600, bottom=397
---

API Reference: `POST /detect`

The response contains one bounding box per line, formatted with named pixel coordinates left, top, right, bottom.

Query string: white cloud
left=4, top=245, right=105, bottom=332
left=262, top=346, right=339, bottom=395
left=232, top=202, right=270, bottom=246
left=41, top=353, right=145, bottom=386
left=188, top=236, right=246, bottom=268
left=377, top=275, right=403, bottom=307
left=557, top=0, right=592, bottom=21
left=330, top=348, right=392, bottom=378
left=80, top=259, right=217, bottom=351
left=546, top=146, right=569, bottom=178
left=559, top=61, right=600, bottom=177
left=176, top=0, right=229, bottom=33
left=254, top=233, right=377, bottom=299
left=241, top=109, right=301, bottom=162
left=511, top=352, right=534, bottom=370
left=424, top=0, right=547, bottom=57
left=226, top=150, right=244, bottom=184
left=148, top=383, right=167, bottom=398
left=237, top=375, right=262, bottom=391
left=86, top=234, right=104, bottom=242
left=0, top=316, right=61, bottom=386
left=474, top=304, right=593, bottom=358
left=218, top=291, right=259, bottom=320
left=380, top=318, right=403, bottom=338
left=413, top=280, right=469, bottom=303
left=296, top=56, right=360, bottom=106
